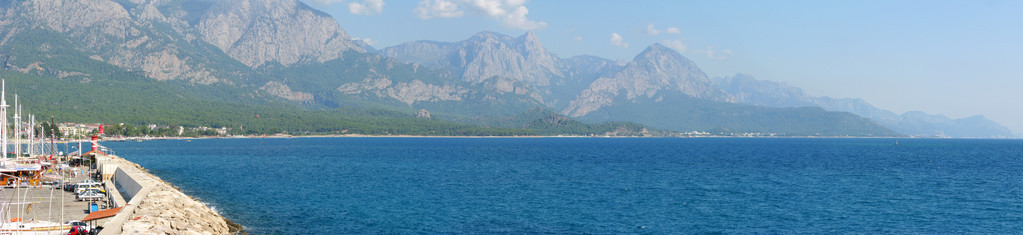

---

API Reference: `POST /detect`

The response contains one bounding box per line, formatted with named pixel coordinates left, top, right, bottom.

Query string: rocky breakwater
left=96, top=154, right=243, bottom=234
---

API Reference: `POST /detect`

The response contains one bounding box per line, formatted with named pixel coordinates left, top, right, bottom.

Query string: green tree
left=39, top=122, right=63, bottom=139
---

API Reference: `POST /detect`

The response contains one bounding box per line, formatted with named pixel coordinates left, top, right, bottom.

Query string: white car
left=76, top=191, right=105, bottom=201
left=75, top=184, right=104, bottom=194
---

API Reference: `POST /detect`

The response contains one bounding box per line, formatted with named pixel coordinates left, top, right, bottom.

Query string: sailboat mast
left=17, top=104, right=21, bottom=157
left=50, top=116, right=55, bottom=159
left=13, top=95, right=19, bottom=157
left=27, top=115, right=33, bottom=156
left=1, top=79, right=9, bottom=158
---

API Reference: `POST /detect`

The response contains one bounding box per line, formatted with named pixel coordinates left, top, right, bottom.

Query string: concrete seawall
left=97, top=154, right=242, bottom=234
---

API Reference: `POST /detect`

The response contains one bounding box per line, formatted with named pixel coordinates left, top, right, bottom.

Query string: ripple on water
left=105, top=138, right=1023, bottom=234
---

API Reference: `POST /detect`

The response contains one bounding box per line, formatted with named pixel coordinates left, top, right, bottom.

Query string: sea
left=101, top=137, right=1023, bottom=234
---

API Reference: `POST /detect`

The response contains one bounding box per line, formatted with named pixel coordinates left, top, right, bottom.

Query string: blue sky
left=302, top=0, right=1023, bottom=135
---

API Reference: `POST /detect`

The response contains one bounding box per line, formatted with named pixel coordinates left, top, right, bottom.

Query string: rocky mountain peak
left=519, top=32, right=540, bottom=47
left=21, top=0, right=132, bottom=43
left=522, top=31, right=539, bottom=41
left=642, top=43, right=672, bottom=53
left=563, top=43, right=732, bottom=117
left=197, top=0, right=363, bottom=68
left=384, top=31, right=561, bottom=88
left=631, top=43, right=693, bottom=68
left=515, top=31, right=547, bottom=57
left=470, top=31, right=508, bottom=41
left=625, top=43, right=728, bottom=101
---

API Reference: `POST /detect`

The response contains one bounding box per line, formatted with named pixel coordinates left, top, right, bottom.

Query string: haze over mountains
left=715, top=74, right=1014, bottom=138
left=0, top=0, right=1011, bottom=137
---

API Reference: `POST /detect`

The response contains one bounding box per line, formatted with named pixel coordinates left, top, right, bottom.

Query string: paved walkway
left=0, top=169, right=99, bottom=224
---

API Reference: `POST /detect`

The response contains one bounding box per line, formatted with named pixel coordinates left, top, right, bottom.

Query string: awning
left=81, top=150, right=107, bottom=156
left=82, top=206, right=124, bottom=221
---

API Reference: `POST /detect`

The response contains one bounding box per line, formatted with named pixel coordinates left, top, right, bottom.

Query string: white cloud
left=662, top=39, right=687, bottom=52
left=354, top=37, right=376, bottom=46
left=610, top=33, right=628, bottom=48
left=349, top=0, right=385, bottom=15
left=572, top=36, right=582, bottom=42
left=700, top=46, right=732, bottom=60
left=646, top=24, right=682, bottom=36
left=309, top=0, right=344, bottom=6
left=415, top=0, right=464, bottom=19
left=665, top=27, right=681, bottom=34
left=645, top=24, right=661, bottom=36
left=414, top=0, right=546, bottom=30
left=500, top=5, right=546, bottom=30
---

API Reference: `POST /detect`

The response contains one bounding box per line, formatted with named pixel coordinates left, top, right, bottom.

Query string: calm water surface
left=103, top=138, right=1023, bottom=234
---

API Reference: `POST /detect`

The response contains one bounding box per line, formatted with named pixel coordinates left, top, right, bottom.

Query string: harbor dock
left=0, top=151, right=241, bottom=234
left=94, top=152, right=242, bottom=234
left=0, top=79, right=238, bottom=234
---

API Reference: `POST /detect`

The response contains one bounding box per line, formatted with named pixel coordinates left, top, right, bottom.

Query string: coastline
left=96, top=153, right=243, bottom=234
left=78, top=134, right=1002, bottom=142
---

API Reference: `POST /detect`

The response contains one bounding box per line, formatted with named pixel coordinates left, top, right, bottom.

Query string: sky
left=301, top=0, right=1023, bottom=136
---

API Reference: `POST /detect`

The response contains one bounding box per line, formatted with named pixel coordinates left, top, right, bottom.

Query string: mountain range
left=715, top=73, right=1014, bottom=138
left=0, top=0, right=1010, bottom=137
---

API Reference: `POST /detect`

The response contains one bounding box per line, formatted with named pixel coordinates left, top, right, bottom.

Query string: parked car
left=67, top=180, right=100, bottom=192
left=68, top=226, right=88, bottom=235
left=76, top=191, right=105, bottom=201
left=65, top=220, right=92, bottom=234
left=75, top=184, right=103, bottom=194
left=76, top=186, right=104, bottom=195
left=78, top=188, right=105, bottom=195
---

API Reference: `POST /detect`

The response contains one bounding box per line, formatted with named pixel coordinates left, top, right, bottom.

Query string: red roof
left=82, top=206, right=124, bottom=221
left=81, top=150, right=107, bottom=156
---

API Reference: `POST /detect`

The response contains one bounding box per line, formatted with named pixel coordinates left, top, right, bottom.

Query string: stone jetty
left=96, top=154, right=243, bottom=234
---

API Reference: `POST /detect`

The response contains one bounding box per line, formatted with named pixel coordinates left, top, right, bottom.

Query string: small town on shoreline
left=54, top=122, right=230, bottom=140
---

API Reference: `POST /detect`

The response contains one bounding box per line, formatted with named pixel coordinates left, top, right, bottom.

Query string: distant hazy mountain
left=383, top=32, right=560, bottom=85
left=553, top=55, right=624, bottom=108
left=554, top=45, right=893, bottom=136
left=382, top=34, right=894, bottom=136
left=563, top=44, right=732, bottom=117
left=715, top=73, right=1014, bottom=138
left=0, top=0, right=902, bottom=136
left=381, top=31, right=580, bottom=107
left=382, top=31, right=642, bottom=110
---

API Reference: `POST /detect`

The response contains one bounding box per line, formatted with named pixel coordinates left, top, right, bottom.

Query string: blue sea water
left=103, top=137, right=1023, bottom=234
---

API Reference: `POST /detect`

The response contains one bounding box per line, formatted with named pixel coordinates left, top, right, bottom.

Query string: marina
left=0, top=78, right=106, bottom=234
left=0, top=79, right=238, bottom=234
left=0, top=171, right=98, bottom=234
